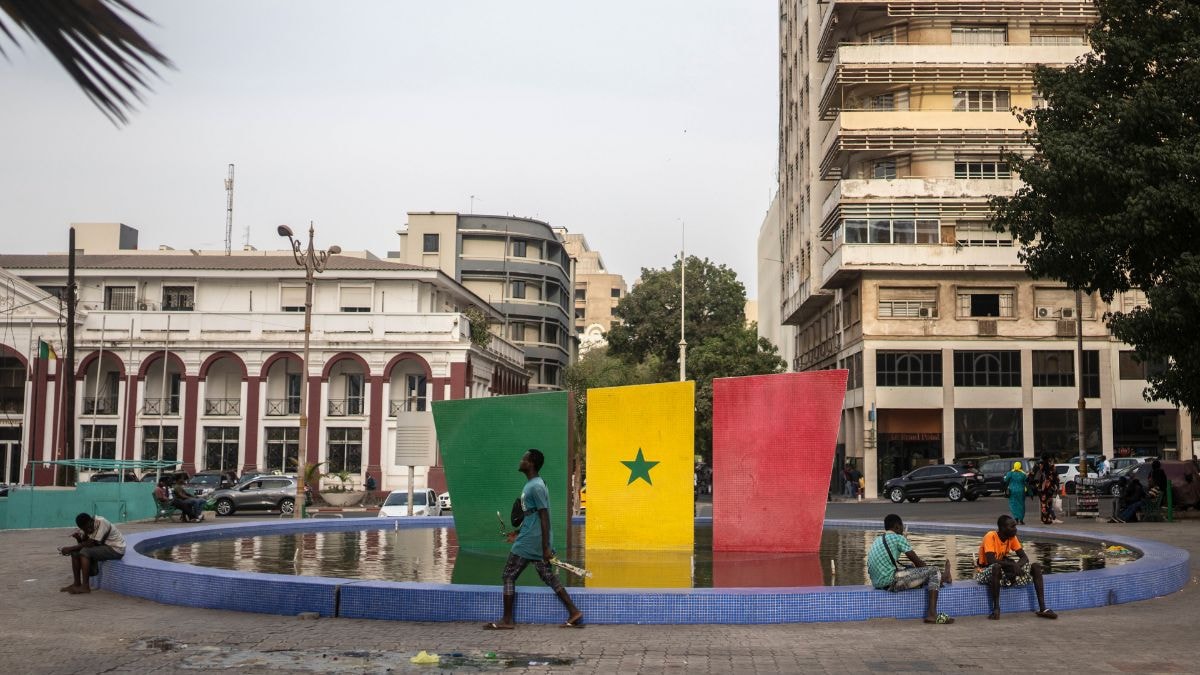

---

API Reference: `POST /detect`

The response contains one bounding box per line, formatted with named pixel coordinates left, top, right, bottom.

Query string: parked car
left=978, top=458, right=1038, bottom=495
left=89, top=471, right=140, bottom=483
left=1056, top=463, right=1099, bottom=494
left=207, top=476, right=312, bottom=516
left=1108, top=456, right=1155, bottom=472
left=1088, top=464, right=1140, bottom=498
left=377, top=489, right=442, bottom=517
left=0, top=483, right=9, bottom=497
left=884, top=464, right=988, bottom=503
left=438, top=491, right=452, bottom=511
left=1124, top=461, right=1200, bottom=509
left=186, top=470, right=238, bottom=497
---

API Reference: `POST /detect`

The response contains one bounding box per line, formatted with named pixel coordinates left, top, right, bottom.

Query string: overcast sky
left=1, top=1, right=778, bottom=295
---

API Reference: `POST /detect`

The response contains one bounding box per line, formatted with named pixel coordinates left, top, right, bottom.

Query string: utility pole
left=62, top=227, right=77, bottom=486
left=1076, top=289, right=1087, bottom=479
left=678, top=222, right=687, bottom=382
left=224, top=164, right=235, bottom=255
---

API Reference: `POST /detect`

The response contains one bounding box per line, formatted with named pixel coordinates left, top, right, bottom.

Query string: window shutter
left=280, top=286, right=305, bottom=309
left=340, top=286, right=372, bottom=310
left=879, top=287, right=936, bottom=302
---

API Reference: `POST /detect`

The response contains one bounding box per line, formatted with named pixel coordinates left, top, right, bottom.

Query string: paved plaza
left=2, top=500, right=1194, bottom=674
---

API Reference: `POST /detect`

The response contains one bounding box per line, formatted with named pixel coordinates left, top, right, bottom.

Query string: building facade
left=560, top=232, right=627, bottom=355
left=395, top=213, right=576, bottom=390
left=0, top=226, right=527, bottom=492
left=773, top=1, right=1193, bottom=496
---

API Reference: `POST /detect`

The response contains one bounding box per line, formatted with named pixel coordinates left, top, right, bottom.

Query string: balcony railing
left=204, top=398, right=242, bottom=416
left=0, top=397, right=25, bottom=415
left=143, top=397, right=180, bottom=415
left=389, top=399, right=428, bottom=416
left=327, top=398, right=365, bottom=417
left=265, top=398, right=302, bottom=416
left=82, top=397, right=118, bottom=415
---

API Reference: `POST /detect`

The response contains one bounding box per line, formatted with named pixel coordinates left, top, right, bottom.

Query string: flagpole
left=678, top=222, right=687, bottom=383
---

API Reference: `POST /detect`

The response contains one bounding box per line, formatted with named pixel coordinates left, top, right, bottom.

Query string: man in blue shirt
left=866, top=514, right=954, bottom=624
left=485, top=448, right=583, bottom=629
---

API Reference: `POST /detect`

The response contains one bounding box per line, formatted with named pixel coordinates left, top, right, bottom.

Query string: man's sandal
left=1036, top=609, right=1058, bottom=619
left=924, top=613, right=954, bottom=624
left=482, top=622, right=514, bottom=630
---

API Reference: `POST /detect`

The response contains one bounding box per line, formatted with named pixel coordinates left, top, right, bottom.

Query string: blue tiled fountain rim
left=100, top=517, right=1189, bottom=624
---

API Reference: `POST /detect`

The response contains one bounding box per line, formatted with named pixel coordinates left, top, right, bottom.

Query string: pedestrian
left=58, top=512, right=125, bottom=594
left=1110, top=476, right=1147, bottom=523
left=1097, top=457, right=1110, bottom=478
left=172, top=475, right=205, bottom=522
left=857, top=474, right=865, bottom=501
left=1003, top=461, right=1028, bottom=525
left=867, top=514, right=954, bottom=624
left=976, top=515, right=1057, bottom=620
left=842, top=463, right=854, bottom=497
left=1150, top=460, right=1169, bottom=501
left=364, top=472, right=377, bottom=492
left=484, top=448, right=583, bottom=630
left=1031, top=454, right=1060, bottom=524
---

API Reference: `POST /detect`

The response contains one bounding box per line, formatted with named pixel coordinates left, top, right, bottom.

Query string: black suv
left=884, top=464, right=988, bottom=503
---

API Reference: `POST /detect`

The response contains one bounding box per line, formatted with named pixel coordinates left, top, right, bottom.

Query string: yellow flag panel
left=584, top=548, right=692, bottom=589
left=585, top=381, right=694, bottom=552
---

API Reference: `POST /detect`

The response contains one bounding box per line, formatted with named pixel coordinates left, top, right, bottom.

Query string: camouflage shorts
left=974, top=562, right=1033, bottom=587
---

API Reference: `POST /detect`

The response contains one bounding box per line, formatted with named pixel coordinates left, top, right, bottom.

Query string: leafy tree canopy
left=992, top=0, right=1200, bottom=408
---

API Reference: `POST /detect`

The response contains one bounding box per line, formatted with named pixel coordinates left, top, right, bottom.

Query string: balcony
left=82, top=397, right=118, bottom=416
left=0, top=397, right=25, bottom=415
left=142, top=397, right=180, bottom=416
left=79, top=311, right=470, bottom=344
left=204, top=398, right=242, bottom=416
left=265, top=398, right=301, bottom=416
left=327, top=398, right=365, bottom=417
left=389, top=399, right=427, bottom=416
left=822, top=177, right=1019, bottom=223
left=821, top=242, right=1023, bottom=288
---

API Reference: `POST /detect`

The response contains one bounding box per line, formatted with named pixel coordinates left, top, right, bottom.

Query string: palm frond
left=0, top=0, right=172, bottom=124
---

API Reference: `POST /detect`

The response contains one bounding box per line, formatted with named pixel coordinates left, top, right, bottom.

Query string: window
left=872, top=159, right=897, bottom=179
left=954, top=409, right=1022, bottom=457
left=951, top=24, right=1008, bottom=45
left=161, top=286, right=195, bottom=311
left=511, top=280, right=526, bottom=299
left=82, top=424, right=117, bottom=459
left=1121, top=289, right=1148, bottom=312
left=345, top=373, right=364, bottom=415
left=1031, top=90, right=1050, bottom=110
left=1033, top=409, right=1102, bottom=454
left=104, top=286, right=136, bottom=311
left=842, top=290, right=861, bottom=326
left=574, top=288, right=586, bottom=301
left=610, top=288, right=621, bottom=299
left=280, top=286, right=305, bottom=312
left=286, top=373, right=302, bottom=414
left=954, top=160, right=1011, bottom=179
left=1030, top=26, right=1086, bottom=45
left=404, top=374, right=427, bottom=412
left=574, top=308, right=585, bottom=320
left=955, top=221, right=1013, bottom=247
left=954, top=351, right=1021, bottom=387
left=1082, top=350, right=1100, bottom=398
left=143, top=426, right=178, bottom=462
left=953, top=89, right=1010, bottom=112
left=1119, top=351, right=1168, bottom=381
left=327, top=428, right=363, bottom=473
left=957, top=288, right=1014, bottom=318
left=512, top=240, right=527, bottom=257
left=878, top=287, right=938, bottom=319
left=422, top=233, right=439, bottom=253
left=264, top=427, right=299, bottom=473
left=868, top=93, right=894, bottom=111
left=876, top=351, right=942, bottom=387
left=842, top=219, right=938, bottom=245
left=339, top=286, right=371, bottom=312
left=38, top=285, right=66, bottom=301
left=203, top=427, right=239, bottom=472
left=1033, top=350, right=1075, bottom=387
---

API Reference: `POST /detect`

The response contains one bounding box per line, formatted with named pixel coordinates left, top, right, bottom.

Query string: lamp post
left=278, top=223, right=340, bottom=519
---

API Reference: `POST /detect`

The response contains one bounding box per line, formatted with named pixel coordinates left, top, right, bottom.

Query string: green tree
left=606, top=256, right=747, bottom=380
left=687, top=322, right=785, bottom=460
left=991, top=0, right=1200, bottom=408
left=2, top=0, right=170, bottom=123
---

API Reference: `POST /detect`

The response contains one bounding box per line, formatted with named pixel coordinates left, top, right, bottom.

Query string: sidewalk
left=2, top=507, right=1196, bottom=674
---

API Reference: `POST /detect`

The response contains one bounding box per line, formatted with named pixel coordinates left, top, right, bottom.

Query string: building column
left=367, top=375, right=384, bottom=479
left=182, top=375, right=199, bottom=473
left=243, top=375, right=261, bottom=471
left=1099, top=345, right=1116, bottom=457
left=941, top=347, right=955, bottom=464
left=122, top=374, right=137, bottom=459
left=1178, top=408, right=1193, bottom=460
left=1021, top=347, right=1035, bottom=457
left=450, top=362, right=467, bottom=400
left=25, top=355, right=49, bottom=484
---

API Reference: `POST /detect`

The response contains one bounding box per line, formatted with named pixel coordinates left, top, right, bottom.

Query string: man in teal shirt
left=484, top=448, right=583, bottom=629
left=866, top=514, right=954, bottom=624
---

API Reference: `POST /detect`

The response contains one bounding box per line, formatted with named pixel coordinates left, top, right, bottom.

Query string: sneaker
left=197, top=513, right=205, bottom=522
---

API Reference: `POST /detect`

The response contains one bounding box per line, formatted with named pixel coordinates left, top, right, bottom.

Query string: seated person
left=171, top=476, right=205, bottom=522
left=1112, top=476, right=1147, bottom=523
left=866, top=514, right=954, bottom=624
left=58, top=512, right=126, bottom=594
left=976, top=515, right=1057, bottom=620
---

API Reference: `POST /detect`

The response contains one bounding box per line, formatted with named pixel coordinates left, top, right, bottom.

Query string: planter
left=321, top=491, right=366, bottom=507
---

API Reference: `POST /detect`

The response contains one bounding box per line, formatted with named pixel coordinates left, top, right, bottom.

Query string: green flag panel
left=432, top=392, right=570, bottom=554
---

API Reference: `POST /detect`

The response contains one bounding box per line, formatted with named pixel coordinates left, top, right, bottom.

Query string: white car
left=438, top=492, right=451, bottom=511
left=1056, top=463, right=1098, bottom=485
left=377, top=489, right=442, bottom=517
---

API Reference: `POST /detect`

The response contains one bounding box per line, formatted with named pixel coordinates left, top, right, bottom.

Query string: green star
left=621, top=448, right=660, bottom=486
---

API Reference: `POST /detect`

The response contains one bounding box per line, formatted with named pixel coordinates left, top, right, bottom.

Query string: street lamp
left=278, top=223, right=340, bottom=519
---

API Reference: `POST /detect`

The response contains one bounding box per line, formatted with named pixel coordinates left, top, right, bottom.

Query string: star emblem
left=621, top=448, right=660, bottom=486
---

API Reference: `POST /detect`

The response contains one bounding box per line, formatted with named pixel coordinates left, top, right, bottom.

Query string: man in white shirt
left=1098, top=457, right=1110, bottom=478
left=58, top=512, right=126, bottom=594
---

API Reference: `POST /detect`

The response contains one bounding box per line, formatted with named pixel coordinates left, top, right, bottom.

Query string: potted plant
left=321, top=469, right=365, bottom=507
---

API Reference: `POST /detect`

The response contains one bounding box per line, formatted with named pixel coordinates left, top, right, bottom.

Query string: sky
left=1, top=1, right=778, bottom=295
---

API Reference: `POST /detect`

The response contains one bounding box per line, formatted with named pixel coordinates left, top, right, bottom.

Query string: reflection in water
left=150, top=524, right=1134, bottom=588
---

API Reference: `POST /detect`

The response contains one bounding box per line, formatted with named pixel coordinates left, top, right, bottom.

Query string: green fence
left=0, top=482, right=157, bottom=530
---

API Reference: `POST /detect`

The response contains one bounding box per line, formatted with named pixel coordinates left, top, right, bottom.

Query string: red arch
left=383, top=352, right=433, bottom=380
left=321, top=352, right=371, bottom=381
left=199, top=351, right=248, bottom=380
left=259, top=351, right=302, bottom=378
left=137, top=351, right=187, bottom=379
left=0, top=343, right=29, bottom=379
left=75, top=350, right=127, bottom=380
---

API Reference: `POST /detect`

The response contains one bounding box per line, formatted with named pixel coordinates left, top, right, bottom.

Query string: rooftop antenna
left=224, top=163, right=235, bottom=255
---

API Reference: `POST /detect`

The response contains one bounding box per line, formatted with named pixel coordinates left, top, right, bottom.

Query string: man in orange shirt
left=976, top=515, right=1057, bottom=620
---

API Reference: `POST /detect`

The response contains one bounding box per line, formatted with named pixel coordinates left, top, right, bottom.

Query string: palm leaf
left=0, top=0, right=172, bottom=124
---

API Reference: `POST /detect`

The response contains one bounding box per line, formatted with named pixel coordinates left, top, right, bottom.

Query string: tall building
left=0, top=224, right=527, bottom=492
left=560, top=232, right=627, bottom=355
left=395, top=213, right=576, bottom=390
left=773, top=1, right=1191, bottom=497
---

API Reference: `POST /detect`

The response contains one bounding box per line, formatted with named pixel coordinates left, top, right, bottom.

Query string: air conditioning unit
left=1060, top=307, right=1077, bottom=320
left=977, top=319, right=998, bottom=336
left=1036, top=306, right=1056, bottom=319
left=1056, top=320, right=1076, bottom=337
left=917, top=306, right=934, bottom=318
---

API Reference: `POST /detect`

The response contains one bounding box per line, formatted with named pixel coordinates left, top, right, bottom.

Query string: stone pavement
left=2, top=502, right=1195, bottom=674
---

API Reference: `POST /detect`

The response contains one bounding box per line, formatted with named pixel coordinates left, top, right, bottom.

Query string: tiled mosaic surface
left=103, top=517, right=1189, bottom=624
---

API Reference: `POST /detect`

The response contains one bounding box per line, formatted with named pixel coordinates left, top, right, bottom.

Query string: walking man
left=484, top=448, right=583, bottom=629
left=867, top=514, right=954, bottom=624
left=976, top=515, right=1057, bottom=620
left=58, top=512, right=125, bottom=594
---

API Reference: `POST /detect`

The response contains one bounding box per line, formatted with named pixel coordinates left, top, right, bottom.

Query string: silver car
left=207, top=476, right=311, bottom=516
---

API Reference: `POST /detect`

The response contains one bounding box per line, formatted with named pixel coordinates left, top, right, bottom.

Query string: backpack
left=510, top=497, right=525, bottom=528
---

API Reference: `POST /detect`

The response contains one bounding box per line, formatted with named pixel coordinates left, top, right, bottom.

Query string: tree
left=991, top=0, right=1200, bottom=409
left=1, top=0, right=170, bottom=123
left=606, top=256, right=746, bottom=380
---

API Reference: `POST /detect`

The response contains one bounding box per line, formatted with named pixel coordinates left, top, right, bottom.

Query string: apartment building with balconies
left=394, top=212, right=576, bottom=390
left=0, top=225, right=528, bottom=492
left=772, top=0, right=1193, bottom=496
left=559, top=232, right=627, bottom=355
